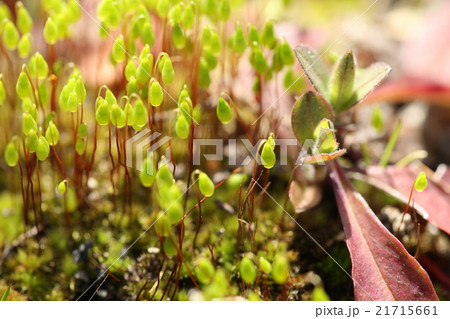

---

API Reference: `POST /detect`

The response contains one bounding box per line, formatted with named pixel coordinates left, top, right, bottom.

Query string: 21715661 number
left=376, top=306, right=438, bottom=316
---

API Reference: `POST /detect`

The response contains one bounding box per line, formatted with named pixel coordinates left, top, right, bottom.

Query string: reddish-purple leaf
left=329, top=161, right=438, bottom=301
left=365, top=165, right=450, bottom=235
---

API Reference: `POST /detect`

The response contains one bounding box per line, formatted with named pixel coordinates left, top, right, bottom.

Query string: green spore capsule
left=240, top=257, right=257, bottom=284
left=414, top=171, right=427, bottom=192
left=161, top=57, right=175, bottom=85
left=104, top=88, right=117, bottom=107
left=136, top=55, right=152, bottom=84
left=3, top=20, right=19, bottom=50
left=195, top=258, right=215, bottom=284
left=201, top=25, right=212, bottom=45
left=226, top=173, right=248, bottom=189
left=75, top=137, right=86, bottom=155
left=133, top=98, right=148, bottom=127
left=168, top=4, right=182, bottom=23
left=67, top=91, right=78, bottom=112
left=175, top=114, right=190, bottom=139
left=0, top=80, right=6, bottom=105
left=78, top=122, right=88, bottom=138
left=216, top=96, right=232, bottom=124
left=22, top=113, right=37, bottom=136
left=248, top=24, right=259, bottom=44
left=139, top=156, right=155, bottom=187
left=261, top=19, right=276, bottom=48
left=280, top=40, right=295, bottom=66
left=141, top=21, right=155, bottom=47
left=251, top=46, right=268, bottom=75
left=95, top=100, right=109, bottom=126
left=156, top=161, right=174, bottom=188
left=28, top=53, right=48, bottom=79
left=5, top=141, right=19, bottom=167
left=209, top=31, right=221, bottom=54
left=97, top=0, right=120, bottom=28
left=112, top=35, right=126, bottom=63
left=124, top=102, right=135, bottom=125
left=45, top=121, right=60, bottom=146
left=271, top=255, right=289, bottom=284
left=233, top=23, right=247, bottom=54
left=181, top=3, right=195, bottom=30
left=163, top=238, right=177, bottom=257
left=261, top=136, right=276, bottom=169
left=110, top=104, right=126, bottom=128
left=371, top=106, right=384, bottom=133
left=311, top=286, right=330, bottom=301
left=43, top=17, right=57, bottom=45
left=18, top=33, right=32, bottom=58
left=155, top=213, right=171, bottom=237
left=57, top=180, right=67, bottom=194
left=126, top=76, right=138, bottom=95
left=259, top=257, right=272, bottom=274
left=198, top=171, right=214, bottom=197
left=16, top=70, right=32, bottom=99
left=125, top=60, right=136, bottom=80
left=36, top=136, right=50, bottom=161
left=149, top=80, right=164, bottom=107
left=156, top=0, right=169, bottom=17
left=16, top=2, right=33, bottom=34
left=172, top=23, right=186, bottom=50
left=75, top=77, right=86, bottom=103
left=218, top=0, right=231, bottom=21
left=167, top=202, right=183, bottom=224
left=26, top=129, right=38, bottom=153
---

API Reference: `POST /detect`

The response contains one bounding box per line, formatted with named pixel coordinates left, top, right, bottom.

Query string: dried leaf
left=329, top=161, right=438, bottom=301
left=294, top=46, right=330, bottom=96
left=291, top=91, right=334, bottom=145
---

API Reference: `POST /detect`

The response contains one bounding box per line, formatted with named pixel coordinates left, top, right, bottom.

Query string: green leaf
left=294, top=45, right=330, bottom=96
left=291, top=91, right=334, bottom=145
left=353, top=62, right=391, bottom=105
left=329, top=51, right=355, bottom=112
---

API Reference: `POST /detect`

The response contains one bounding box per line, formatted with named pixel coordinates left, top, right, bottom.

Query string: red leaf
left=365, top=165, right=450, bottom=235
left=329, top=161, right=438, bottom=300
